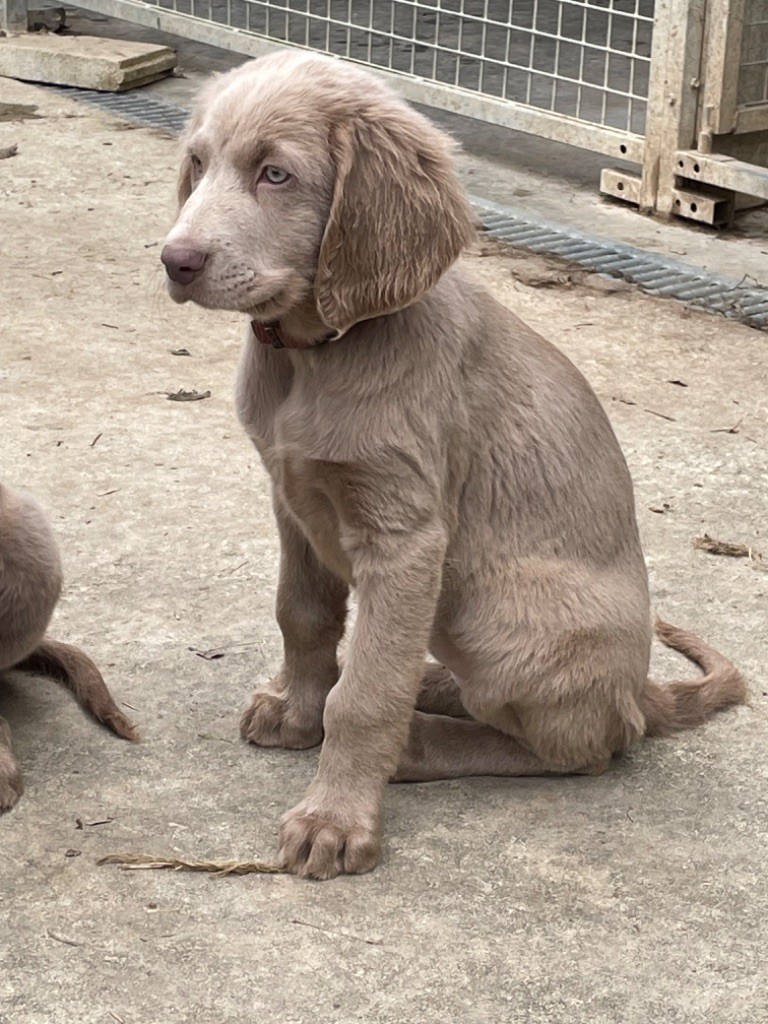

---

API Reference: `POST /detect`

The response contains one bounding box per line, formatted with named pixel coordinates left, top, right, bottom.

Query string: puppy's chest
left=246, top=365, right=355, bottom=581
left=273, top=452, right=354, bottom=584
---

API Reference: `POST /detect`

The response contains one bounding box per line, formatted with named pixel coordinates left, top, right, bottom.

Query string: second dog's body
left=0, top=484, right=137, bottom=810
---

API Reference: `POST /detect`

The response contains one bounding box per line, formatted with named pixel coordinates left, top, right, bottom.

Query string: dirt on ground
left=1, top=78, right=767, bottom=1024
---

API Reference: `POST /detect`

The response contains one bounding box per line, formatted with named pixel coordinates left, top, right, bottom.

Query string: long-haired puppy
left=0, top=483, right=136, bottom=810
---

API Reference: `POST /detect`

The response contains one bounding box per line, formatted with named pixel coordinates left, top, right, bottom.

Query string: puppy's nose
left=161, top=243, right=208, bottom=285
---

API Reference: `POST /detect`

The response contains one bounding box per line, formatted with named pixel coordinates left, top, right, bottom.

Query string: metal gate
left=2, top=0, right=767, bottom=223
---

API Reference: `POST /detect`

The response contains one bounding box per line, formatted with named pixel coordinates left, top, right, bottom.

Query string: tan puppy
left=0, top=483, right=136, bottom=810
left=161, top=52, right=745, bottom=879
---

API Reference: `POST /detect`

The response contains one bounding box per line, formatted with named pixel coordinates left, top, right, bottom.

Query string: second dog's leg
left=241, top=504, right=348, bottom=749
left=0, top=716, right=24, bottom=811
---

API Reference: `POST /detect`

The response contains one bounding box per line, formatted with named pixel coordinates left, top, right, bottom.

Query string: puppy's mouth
left=166, top=280, right=193, bottom=305
left=165, top=277, right=275, bottom=311
left=164, top=269, right=306, bottom=319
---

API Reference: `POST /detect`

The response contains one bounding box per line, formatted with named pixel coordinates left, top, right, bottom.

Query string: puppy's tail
left=640, top=619, right=747, bottom=738
left=16, top=638, right=138, bottom=742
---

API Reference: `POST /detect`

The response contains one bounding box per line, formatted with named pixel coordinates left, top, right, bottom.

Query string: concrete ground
left=1, top=73, right=767, bottom=1024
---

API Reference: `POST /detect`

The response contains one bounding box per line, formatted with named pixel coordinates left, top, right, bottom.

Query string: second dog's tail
left=641, top=620, right=747, bottom=738
left=16, top=638, right=138, bottom=741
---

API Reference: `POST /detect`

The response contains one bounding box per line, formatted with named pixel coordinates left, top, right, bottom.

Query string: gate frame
left=600, top=0, right=768, bottom=224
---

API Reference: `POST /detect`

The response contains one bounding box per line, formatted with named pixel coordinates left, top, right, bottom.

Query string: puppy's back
left=0, top=484, right=62, bottom=672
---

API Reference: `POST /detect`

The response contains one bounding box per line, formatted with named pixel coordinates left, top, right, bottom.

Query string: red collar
left=252, top=320, right=334, bottom=350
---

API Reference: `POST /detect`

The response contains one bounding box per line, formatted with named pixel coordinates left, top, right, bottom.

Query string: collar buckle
left=263, top=324, right=284, bottom=349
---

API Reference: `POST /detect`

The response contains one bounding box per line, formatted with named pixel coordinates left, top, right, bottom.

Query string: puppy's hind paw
left=0, top=775, right=23, bottom=811
left=0, top=756, right=24, bottom=812
left=0, top=720, right=23, bottom=811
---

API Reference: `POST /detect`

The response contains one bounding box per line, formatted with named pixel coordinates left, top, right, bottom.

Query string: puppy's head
left=161, top=52, right=476, bottom=333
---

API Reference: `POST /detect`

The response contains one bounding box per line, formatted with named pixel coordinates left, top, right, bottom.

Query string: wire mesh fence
left=143, top=0, right=655, bottom=133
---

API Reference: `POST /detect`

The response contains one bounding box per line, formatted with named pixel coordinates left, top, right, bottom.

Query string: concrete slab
left=0, top=32, right=176, bottom=92
left=1, top=77, right=767, bottom=1024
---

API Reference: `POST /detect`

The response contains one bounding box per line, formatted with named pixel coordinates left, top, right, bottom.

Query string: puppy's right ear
left=177, top=151, right=194, bottom=208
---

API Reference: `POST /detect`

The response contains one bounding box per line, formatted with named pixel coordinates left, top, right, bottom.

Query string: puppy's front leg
left=241, top=501, right=348, bottom=749
left=278, top=522, right=446, bottom=879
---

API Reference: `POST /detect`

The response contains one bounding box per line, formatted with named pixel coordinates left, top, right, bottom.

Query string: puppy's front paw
left=0, top=774, right=23, bottom=811
left=240, top=688, right=324, bottom=750
left=278, top=801, right=382, bottom=880
left=0, top=720, right=23, bottom=811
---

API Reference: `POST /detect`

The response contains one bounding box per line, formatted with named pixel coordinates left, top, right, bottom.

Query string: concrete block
left=0, top=33, right=177, bottom=92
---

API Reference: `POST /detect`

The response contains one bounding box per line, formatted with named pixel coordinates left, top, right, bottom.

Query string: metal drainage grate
left=45, top=84, right=190, bottom=133
left=473, top=197, right=768, bottom=330
left=42, top=85, right=768, bottom=331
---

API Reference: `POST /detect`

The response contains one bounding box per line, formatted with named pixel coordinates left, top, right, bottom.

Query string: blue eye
left=262, top=165, right=291, bottom=185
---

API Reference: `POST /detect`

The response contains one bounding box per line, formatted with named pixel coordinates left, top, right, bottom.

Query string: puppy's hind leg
left=392, top=711, right=611, bottom=782
left=416, top=663, right=469, bottom=717
left=0, top=716, right=24, bottom=811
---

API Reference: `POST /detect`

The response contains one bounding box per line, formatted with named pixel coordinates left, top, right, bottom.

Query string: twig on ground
left=97, top=853, right=284, bottom=876
left=710, top=418, right=744, bottom=435
left=644, top=408, right=677, bottom=422
left=47, top=930, right=81, bottom=947
left=290, top=918, right=384, bottom=947
left=163, top=389, right=211, bottom=402
left=694, top=534, right=764, bottom=566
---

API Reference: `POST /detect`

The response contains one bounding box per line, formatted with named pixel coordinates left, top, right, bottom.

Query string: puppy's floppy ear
left=315, top=110, right=477, bottom=332
left=177, top=151, right=194, bottom=209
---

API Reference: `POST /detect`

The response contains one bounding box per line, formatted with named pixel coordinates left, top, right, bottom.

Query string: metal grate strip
left=42, top=84, right=768, bottom=331
left=45, top=85, right=190, bottom=132
left=472, top=196, right=768, bottom=330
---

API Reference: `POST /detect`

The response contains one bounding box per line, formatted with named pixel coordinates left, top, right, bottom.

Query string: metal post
left=639, top=0, right=707, bottom=217
left=0, top=0, right=28, bottom=34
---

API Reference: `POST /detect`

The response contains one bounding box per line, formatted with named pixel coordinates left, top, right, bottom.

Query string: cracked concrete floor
left=1, top=78, right=767, bottom=1024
